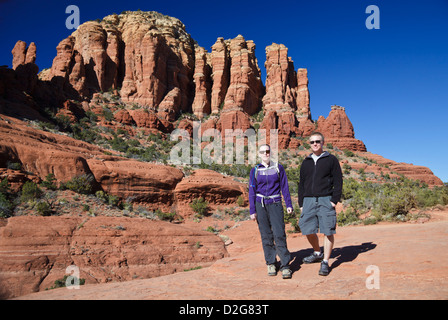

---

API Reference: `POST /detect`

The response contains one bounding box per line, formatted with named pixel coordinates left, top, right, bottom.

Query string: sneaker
left=302, top=252, right=323, bottom=264
left=282, top=268, right=292, bottom=279
left=319, top=261, right=330, bottom=276
left=267, top=264, right=277, bottom=276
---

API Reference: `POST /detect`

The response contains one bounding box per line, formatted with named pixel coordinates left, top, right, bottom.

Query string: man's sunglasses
left=309, top=140, right=322, bottom=145
left=259, top=150, right=271, bottom=154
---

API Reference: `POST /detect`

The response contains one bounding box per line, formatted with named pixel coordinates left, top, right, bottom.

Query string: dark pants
left=255, top=201, right=291, bottom=270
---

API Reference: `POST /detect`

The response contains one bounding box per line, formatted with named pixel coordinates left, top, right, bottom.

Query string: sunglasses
left=259, top=150, right=271, bottom=154
left=309, top=140, right=322, bottom=145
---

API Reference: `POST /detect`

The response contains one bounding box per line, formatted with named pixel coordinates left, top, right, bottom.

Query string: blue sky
left=1, top=0, right=447, bottom=182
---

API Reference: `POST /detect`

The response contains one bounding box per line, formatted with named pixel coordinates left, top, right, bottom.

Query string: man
left=249, top=144, right=294, bottom=279
left=298, top=132, right=343, bottom=276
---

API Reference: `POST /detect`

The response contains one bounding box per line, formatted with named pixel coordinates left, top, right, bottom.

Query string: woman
left=249, top=144, right=293, bottom=279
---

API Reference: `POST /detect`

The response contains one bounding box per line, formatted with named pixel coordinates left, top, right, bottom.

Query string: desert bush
left=48, top=275, right=85, bottom=290
left=343, top=149, right=355, bottom=157
left=341, top=177, right=448, bottom=225
left=21, top=181, right=43, bottom=203
left=284, top=206, right=300, bottom=233
left=95, top=190, right=120, bottom=207
left=236, top=195, right=245, bottom=207
left=337, top=207, right=359, bottom=226
left=35, top=200, right=52, bottom=216
left=156, top=209, right=177, bottom=222
left=7, top=162, right=22, bottom=170
left=63, top=174, right=94, bottom=195
left=0, top=178, right=10, bottom=194
left=41, top=173, right=58, bottom=190
left=0, top=192, right=14, bottom=218
left=286, top=166, right=301, bottom=194
left=190, top=197, right=209, bottom=217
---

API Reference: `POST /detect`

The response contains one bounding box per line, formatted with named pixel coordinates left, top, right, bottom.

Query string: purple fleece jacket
left=248, top=162, right=292, bottom=215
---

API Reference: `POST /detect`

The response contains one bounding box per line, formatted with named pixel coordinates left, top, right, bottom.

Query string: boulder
left=0, top=215, right=228, bottom=299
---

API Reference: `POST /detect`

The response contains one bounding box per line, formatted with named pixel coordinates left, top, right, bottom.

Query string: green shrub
left=35, top=200, right=52, bottom=216
left=41, top=173, right=58, bottom=190
left=156, top=209, right=177, bottom=222
left=190, top=197, right=209, bottom=218
left=284, top=207, right=300, bottom=233
left=236, top=195, right=245, bottom=207
left=48, top=275, right=86, bottom=290
left=343, top=163, right=352, bottom=175
left=343, top=149, right=355, bottom=157
left=7, top=162, right=22, bottom=170
left=63, top=174, right=94, bottom=195
left=0, top=192, right=14, bottom=218
left=337, top=207, right=359, bottom=226
left=340, top=177, right=448, bottom=224
left=95, top=190, right=120, bottom=207
left=21, top=181, right=43, bottom=203
left=0, top=178, right=10, bottom=194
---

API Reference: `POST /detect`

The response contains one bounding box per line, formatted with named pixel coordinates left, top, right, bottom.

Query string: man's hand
left=250, top=213, right=257, bottom=220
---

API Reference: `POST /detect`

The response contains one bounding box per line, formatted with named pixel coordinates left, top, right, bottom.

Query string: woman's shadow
left=289, top=242, right=377, bottom=274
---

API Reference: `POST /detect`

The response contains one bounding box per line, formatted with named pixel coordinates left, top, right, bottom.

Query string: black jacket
left=298, top=151, right=343, bottom=207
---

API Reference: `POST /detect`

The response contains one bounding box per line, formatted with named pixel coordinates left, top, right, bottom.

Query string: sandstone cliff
left=2, top=10, right=443, bottom=187
left=10, top=11, right=362, bottom=151
left=0, top=10, right=445, bottom=301
left=0, top=215, right=228, bottom=299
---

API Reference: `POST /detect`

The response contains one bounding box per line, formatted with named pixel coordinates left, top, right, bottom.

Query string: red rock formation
left=263, top=43, right=296, bottom=113
left=317, top=105, right=367, bottom=151
left=358, top=152, right=444, bottom=186
left=46, top=12, right=195, bottom=117
left=210, top=37, right=230, bottom=114
left=114, top=109, right=135, bottom=126
left=10, top=41, right=39, bottom=94
left=158, top=87, right=182, bottom=122
left=87, top=159, right=184, bottom=210
left=261, top=43, right=312, bottom=148
left=192, top=47, right=211, bottom=119
left=12, top=41, right=37, bottom=70
left=0, top=215, right=228, bottom=299
left=5, top=11, right=443, bottom=185
left=223, top=35, right=263, bottom=115
left=296, top=68, right=311, bottom=120
left=217, top=110, right=252, bottom=141
left=174, top=169, right=248, bottom=215
left=0, top=115, right=185, bottom=210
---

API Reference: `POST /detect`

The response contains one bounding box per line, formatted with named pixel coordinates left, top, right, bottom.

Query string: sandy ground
left=14, top=209, right=448, bottom=300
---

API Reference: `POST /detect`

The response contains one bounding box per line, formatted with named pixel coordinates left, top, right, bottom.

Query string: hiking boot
left=282, top=268, right=292, bottom=279
left=267, top=264, right=277, bottom=276
left=302, top=252, right=323, bottom=264
left=319, top=261, right=330, bottom=276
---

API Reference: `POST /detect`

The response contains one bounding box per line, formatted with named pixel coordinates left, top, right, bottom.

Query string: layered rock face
left=46, top=12, right=195, bottom=117
left=7, top=11, right=366, bottom=153
left=0, top=216, right=228, bottom=299
left=223, top=35, right=264, bottom=116
left=174, top=169, right=248, bottom=213
left=210, top=37, right=230, bottom=114
left=317, top=105, right=367, bottom=151
left=0, top=114, right=251, bottom=210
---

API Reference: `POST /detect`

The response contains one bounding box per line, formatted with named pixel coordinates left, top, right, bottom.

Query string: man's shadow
left=289, top=242, right=377, bottom=274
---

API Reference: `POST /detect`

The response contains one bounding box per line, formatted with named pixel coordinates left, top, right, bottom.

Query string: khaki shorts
left=299, top=196, right=337, bottom=236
